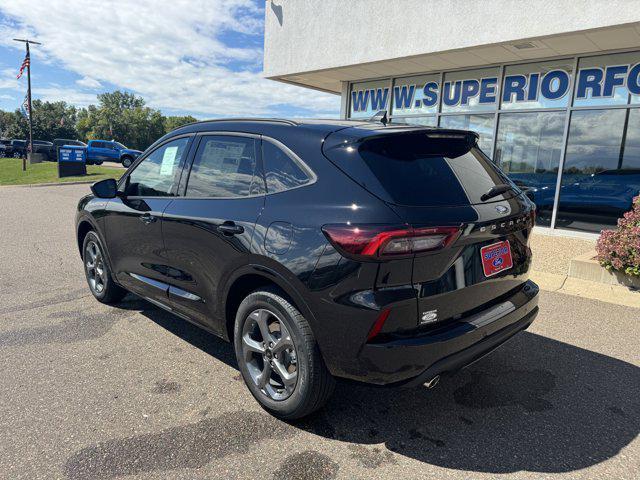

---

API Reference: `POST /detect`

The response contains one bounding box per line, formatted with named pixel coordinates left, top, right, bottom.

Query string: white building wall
left=264, top=0, right=640, bottom=78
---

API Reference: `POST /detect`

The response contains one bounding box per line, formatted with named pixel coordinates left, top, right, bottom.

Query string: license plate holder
left=481, top=240, right=513, bottom=277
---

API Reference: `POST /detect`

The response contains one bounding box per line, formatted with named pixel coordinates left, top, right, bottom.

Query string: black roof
left=153, top=117, right=476, bottom=154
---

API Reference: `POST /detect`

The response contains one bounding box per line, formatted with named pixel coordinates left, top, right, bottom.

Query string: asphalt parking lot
left=0, top=183, right=638, bottom=480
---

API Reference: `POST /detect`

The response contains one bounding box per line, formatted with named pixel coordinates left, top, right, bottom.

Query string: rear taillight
left=322, top=224, right=460, bottom=259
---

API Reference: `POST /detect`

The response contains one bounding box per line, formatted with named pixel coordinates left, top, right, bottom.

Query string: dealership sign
left=351, top=63, right=640, bottom=112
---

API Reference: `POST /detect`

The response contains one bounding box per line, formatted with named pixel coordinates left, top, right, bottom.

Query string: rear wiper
left=481, top=183, right=515, bottom=202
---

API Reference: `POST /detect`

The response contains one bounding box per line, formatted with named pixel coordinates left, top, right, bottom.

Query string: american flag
left=17, top=52, right=30, bottom=79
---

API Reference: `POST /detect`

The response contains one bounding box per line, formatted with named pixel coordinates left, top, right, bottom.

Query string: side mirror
left=91, top=178, right=118, bottom=199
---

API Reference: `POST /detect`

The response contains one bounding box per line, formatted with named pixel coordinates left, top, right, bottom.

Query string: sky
left=0, top=0, right=340, bottom=118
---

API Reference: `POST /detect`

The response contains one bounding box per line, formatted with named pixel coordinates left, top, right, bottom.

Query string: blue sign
left=58, top=146, right=86, bottom=163
left=58, top=145, right=87, bottom=178
left=351, top=62, right=640, bottom=113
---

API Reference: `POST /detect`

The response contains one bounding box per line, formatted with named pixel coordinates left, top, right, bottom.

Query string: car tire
left=82, top=231, right=127, bottom=304
left=121, top=156, right=132, bottom=168
left=234, top=287, right=335, bottom=420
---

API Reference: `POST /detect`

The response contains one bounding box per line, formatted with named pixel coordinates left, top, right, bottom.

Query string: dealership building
left=264, top=0, right=640, bottom=236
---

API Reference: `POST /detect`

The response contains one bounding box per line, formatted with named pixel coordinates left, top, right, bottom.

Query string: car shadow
left=115, top=296, right=639, bottom=475
left=113, top=295, right=238, bottom=370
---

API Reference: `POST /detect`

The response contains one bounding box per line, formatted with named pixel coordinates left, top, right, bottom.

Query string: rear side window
left=327, top=132, right=515, bottom=207
left=186, top=136, right=258, bottom=198
left=262, top=141, right=310, bottom=193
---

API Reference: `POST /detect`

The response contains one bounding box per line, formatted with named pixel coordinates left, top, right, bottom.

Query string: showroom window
left=349, top=79, right=391, bottom=118
left=501, top=59, right=574, bottom=110
left=556, top=108, right=640, bottom=233
left=441, top=67, right=499, bottom=113
left=439, top=114, right=494, bottom=156
left=494, top=111, right=565, bottom=226
left=574, top=51, right=640, bottom=108
left=346, top=49, right=640, bottom=235
left=390, top=73, right=439, bottom=117
left=393, top=116, right=437, bottom=126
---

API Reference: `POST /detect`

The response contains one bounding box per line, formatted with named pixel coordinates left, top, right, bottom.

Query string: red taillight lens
left=322, top=224, right=460, bottom=259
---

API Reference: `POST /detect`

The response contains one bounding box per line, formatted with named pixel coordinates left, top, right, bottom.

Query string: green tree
left=164, top=115, right=197, bottom=133
left=76, top=91, right=168, bottom=150
left=1, top=101, right=78, bottom=141
left=4, top=90, right=191, bottom=151
left=30, top=100, right=79, bottom=141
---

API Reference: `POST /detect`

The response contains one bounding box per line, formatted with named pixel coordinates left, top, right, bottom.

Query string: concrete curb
left=0, top=180, right=96, bottom=188
left=530, top=270, right=640, bottom=308
left=569, top=250, right=640, bottom=289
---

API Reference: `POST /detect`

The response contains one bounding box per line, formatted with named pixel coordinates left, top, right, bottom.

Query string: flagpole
left=13, top=38, right=41, bottom=172
left=25, top=42, right=33, bottom=172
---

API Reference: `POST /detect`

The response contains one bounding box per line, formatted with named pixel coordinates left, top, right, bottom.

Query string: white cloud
left=0, top=1, right=339, bottom=117
left=32, top=86, right=98, bottom=107
left=76, top=76, right=101, bottom=89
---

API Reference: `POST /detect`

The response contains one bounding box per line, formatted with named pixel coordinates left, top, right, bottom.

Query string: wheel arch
left=76, top=216, right=116, bottom=275
left=76, top=218, right=96, bottom=257
left=222, top=265, right=317, bottom=343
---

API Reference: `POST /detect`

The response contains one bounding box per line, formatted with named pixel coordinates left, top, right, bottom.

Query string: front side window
left=186, top=136, right=258, bottom=198
left=125, top=137, right=189, bottom=197
left=262, top=141, right=310, bottom=193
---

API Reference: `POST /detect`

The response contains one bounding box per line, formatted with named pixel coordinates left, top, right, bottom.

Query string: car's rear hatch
left=323, top=126, right=535, bottom=330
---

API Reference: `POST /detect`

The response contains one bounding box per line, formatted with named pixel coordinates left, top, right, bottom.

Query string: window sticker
left=160, top=146, right=179, bottom=175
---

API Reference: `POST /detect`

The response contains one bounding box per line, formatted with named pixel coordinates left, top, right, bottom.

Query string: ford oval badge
left=496, top=205, right=509, bottom=214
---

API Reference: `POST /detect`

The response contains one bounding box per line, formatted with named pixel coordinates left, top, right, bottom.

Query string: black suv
left=43, top=138, right=87, bottom=161
left=76, top=119, right=539, bottom=419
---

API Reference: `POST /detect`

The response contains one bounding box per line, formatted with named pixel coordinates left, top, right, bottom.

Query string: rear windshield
left=326, top=132, right=518, bottom=207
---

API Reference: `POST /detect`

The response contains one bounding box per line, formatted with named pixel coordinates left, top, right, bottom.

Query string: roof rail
left=183, top=118, right=299, bottom=127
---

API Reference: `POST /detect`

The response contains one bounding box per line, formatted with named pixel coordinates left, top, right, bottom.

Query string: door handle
left=218, top=221, right=244, bottom=235
left=139, top=213, right=157, bottom=225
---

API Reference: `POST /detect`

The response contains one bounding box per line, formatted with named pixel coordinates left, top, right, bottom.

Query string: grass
left=0, top=157, right=123, bottom=186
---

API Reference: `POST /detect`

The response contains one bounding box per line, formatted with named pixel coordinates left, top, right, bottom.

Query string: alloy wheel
left=85, top=240, right=106, bottom=294
left=241, top=308, right=298, bottom=401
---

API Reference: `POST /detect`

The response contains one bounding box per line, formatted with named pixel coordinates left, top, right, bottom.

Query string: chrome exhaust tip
left=424, top=375, right=440, bottom=389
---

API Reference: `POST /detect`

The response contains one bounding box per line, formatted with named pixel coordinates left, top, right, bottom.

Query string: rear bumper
left=353, top=280, right=539, bottom=385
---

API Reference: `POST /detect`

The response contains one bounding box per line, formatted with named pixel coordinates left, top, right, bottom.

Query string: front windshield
left=115, top=142, right=126, bottom=149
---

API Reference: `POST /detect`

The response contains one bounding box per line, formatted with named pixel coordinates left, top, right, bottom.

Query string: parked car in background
left=5, top=139, right=53, bottom=158
left=0, top=139, right=9, bottom=157
left=76, top=119, right=539, bottom=419
left=6, top=139, right=26, bottom=158
left=41, top=139, right=87, bottom=161
left=32, top=140, right=54, bottom=157
left=86, top=140, right=142, bottom=167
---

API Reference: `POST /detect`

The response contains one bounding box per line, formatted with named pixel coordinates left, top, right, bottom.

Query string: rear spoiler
left=324, top=127, right=479, bottom=153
